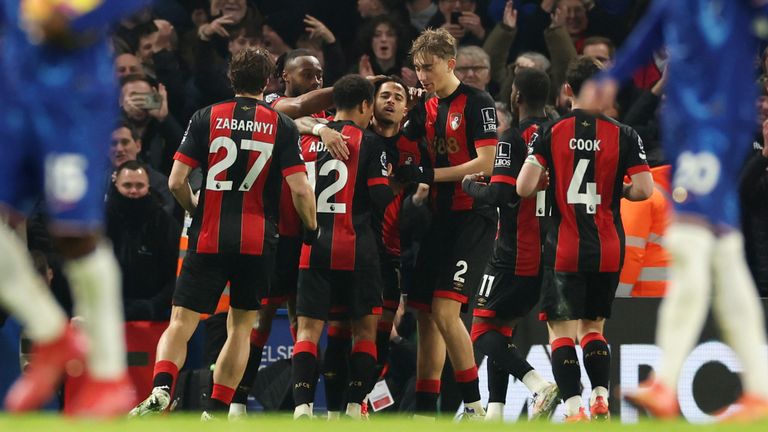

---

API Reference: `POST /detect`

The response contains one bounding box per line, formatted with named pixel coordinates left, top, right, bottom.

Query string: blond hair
left=410, top=28, right=457, bottom=63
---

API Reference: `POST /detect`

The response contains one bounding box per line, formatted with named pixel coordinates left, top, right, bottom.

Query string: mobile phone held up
left=135, top=91, right=162, bottom=110
left=450, top=11, right=462, bottom=25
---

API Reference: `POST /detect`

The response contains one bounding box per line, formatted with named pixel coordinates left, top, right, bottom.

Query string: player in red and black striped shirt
left=132, top=48, right=317, bottom=418
left=291, top=75, right=394, bottom=419
left=517, top=57, right=653, bottom=421
left=462, top=67, right=559, bottom=420
left=406, top=28, right=497, bottom=419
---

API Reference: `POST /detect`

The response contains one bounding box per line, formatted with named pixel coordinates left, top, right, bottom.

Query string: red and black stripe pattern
left=528, top=110, right=649, bottom=272
left=174, top=97, right=305, bottom=255
left=299, top=121, right=390, bottom=271
left=422, top=83, right=498, bottom=213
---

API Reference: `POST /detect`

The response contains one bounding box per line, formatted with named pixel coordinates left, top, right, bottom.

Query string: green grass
left=1, top=414, right=767, bottom=432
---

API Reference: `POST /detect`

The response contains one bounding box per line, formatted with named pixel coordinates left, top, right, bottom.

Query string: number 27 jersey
left=299, top=120, right=390, bottom=271
left=527, top=110, right=648, bottom=273
left=174, top=97, right=305, bottom=256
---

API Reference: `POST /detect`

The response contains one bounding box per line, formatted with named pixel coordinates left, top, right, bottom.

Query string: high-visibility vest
left=177, top=213, right=230, bottom=319
left=618, top=165, right=672, bottom=297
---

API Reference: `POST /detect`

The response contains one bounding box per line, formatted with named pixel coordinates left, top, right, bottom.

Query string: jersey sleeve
left=174, top=108, right=209, bottom=169
left=490, top=129, right=526, bottom=185
left=467, top=89, right=499, bottom=149
left=621, top=125, right=651, bottom=176
left=275, top=113, right=307, bottom=177
left=524, top=124, right=551, bottom=170
left=402, top=96, right=427, bottom=140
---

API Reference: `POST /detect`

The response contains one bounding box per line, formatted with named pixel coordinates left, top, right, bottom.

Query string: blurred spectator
left=622, top=65, right=666, bottom=149
left=263, top=10, right=305, bottom=58
left=618, top=158, right=671, bottom=297
left=106, top=161, right=180, bottom=321
left=483, top=0, right=516, bottom=97
left=120, top=74, right=184, bottom=175
left=357, top=15, right=410, bottom=78
left=406, top=0, right=439, bottom=32
left=110, top=122, right=175, bottom=216
left=300, top=14, right=347, bottom=86
left=741, top=110, right=768, bottom=296
left=427, top=0, right=491, bottom=46
left=115, top=53, right=144, bottom=79
left=582, top=36, right=614, bottom=64
left=455, top=45, right=492, bottom=92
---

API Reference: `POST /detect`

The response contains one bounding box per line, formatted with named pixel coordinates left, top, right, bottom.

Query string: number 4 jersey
left=527, top=109, right=649, bottom=273
left=174, top=96, right=306, bottom=255
left=299, top=120, right=393, bottom=271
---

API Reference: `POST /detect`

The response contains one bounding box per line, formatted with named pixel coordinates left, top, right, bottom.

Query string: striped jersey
left=174, top=96, right=305, bottom=255
left=527, top=110, right=649, bottom=273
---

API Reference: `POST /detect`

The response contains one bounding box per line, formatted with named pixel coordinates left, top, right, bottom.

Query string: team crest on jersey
left=264, top=93, right=280, bottom=104
left=449, top=113, right=462, bottom=130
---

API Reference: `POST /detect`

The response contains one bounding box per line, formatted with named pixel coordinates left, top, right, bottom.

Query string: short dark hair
left=115, top=160, right=149, bottom=178
left=116, top=120, right=141, bottom=140
left=333, top=74, right=375, bottom=111
left=513, top=68, right=550, bottom=110
left=277, top=48, right=318, bottom=79
left=374, top=75, right=410, bottom=103
left=565, top=56, right=602, bottom=97
left=583, top=36, right=615, bottom=58
left=228, top=47, right=275, bottom=95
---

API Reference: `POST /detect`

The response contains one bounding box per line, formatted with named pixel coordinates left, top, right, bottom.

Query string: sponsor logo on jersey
left=481, top=107, right=497, bottom=133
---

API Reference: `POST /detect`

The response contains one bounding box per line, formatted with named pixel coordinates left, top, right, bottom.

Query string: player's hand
left=458, top=11, right=485, bottom=39
left=359, top=54, right=375, bottom=78
left=411, top=183, right=430, bottom=206
left=304, top=15, right=335, bottom=44
left=406, top=87, right=426, bottom=110
left=301, top=225, right=319, bottom=245
left=319, top=127, right=350, bottom=160
left=502, top=1, right=517, bottom=29
left=198, top=15, right=235, bottom=40
left=442, top=23, right=466, bottom=40
left=148, top=84, right=169, bottom=122
left=462, top=172, right=482, bottom=184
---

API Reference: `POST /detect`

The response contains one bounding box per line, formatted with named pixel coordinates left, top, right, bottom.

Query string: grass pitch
left=1, top=414, right=767, bottom=432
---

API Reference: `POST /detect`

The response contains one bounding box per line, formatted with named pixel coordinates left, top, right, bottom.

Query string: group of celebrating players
left=125, top=25, right=653, bottom=422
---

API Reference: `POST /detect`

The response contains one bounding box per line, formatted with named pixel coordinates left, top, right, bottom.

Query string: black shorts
left=381, top=254, right=401, bottom=312
left=297, top=267, right=383, bottom=321
left=409, top=210, right=495, bottom=312
left=262, top=235, right=302, bottom=306
left=173, top=252, right=274, bottom=314
left=473, top=266, right=542, bottom=321
left=539, top=268, right=619, bottom=321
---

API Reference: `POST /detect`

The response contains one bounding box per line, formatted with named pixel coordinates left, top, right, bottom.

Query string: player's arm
left=435, top=91, right=498, bottom=182
left=294, top=116, right=350, bottom=161
left=622, top=172, right=653, bottom=201
left=169, top=110, right=207, bottom=214
left=272, top=88, right=334, bottom=120
left=277, top=114, right=317, bottom=232
left=285, top=172, right=317, bottom=231
left=168, top=161, right=197, bottom=214
left=462, top=132, right=526, bottom=206
left=517, top=127, right=550, bottom=198
left=621, top=126, right=654, bottom=201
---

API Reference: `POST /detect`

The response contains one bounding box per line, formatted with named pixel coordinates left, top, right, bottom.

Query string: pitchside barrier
left=1, top=298, right=766, bottom=421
